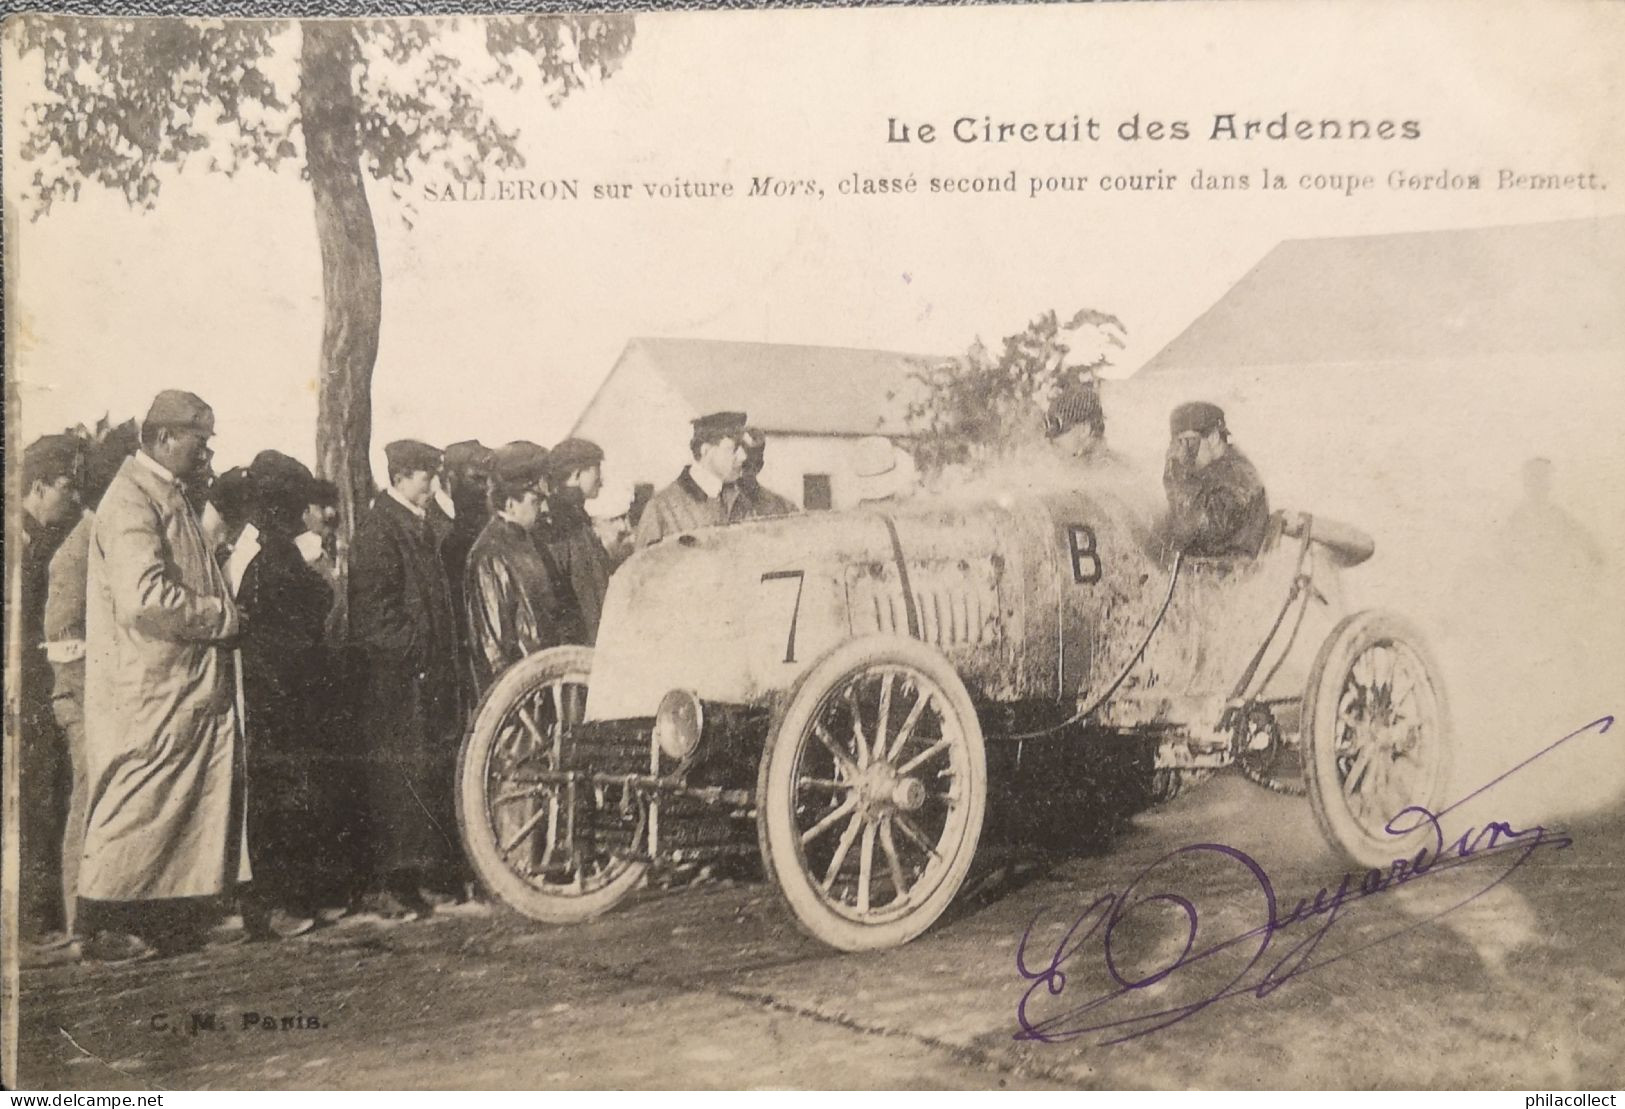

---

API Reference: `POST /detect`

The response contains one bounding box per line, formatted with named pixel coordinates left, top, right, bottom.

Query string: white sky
left=7, top=2, right=1625, bottom=475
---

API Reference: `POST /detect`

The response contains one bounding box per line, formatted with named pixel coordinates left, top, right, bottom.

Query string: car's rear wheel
left=456, top=645, right=647, bottom=923
left=1302, top=611, right=1452, bottom=869
left=757, top=635, right=987, bottom=951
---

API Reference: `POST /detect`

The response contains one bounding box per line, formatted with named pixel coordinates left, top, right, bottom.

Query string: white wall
left=756, top=434, right=914, bottom=511
left=572, top=350, right=696, bottom=492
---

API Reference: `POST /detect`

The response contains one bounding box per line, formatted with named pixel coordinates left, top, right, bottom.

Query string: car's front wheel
left=1301, top=611, right=1453, bottom=869
left=757, top=635, right=987, bottom=951
left=456, top=645, right=648, bottom=923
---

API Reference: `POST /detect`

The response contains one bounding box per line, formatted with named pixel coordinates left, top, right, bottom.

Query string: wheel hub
left=852, top=762, right=925, bottom=817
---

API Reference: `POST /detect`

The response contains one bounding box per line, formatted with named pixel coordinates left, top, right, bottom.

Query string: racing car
left=454, top=478, right=1451, bottom=951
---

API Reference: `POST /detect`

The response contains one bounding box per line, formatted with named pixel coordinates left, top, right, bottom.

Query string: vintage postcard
left=4, top=0, right=1623, bottom=1092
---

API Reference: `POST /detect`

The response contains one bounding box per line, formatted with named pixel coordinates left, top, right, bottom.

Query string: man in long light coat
left=79, top=390, right=243, bottom=958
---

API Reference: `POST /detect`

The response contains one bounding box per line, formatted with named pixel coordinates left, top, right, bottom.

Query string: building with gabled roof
left=1139, top=216, right=1625, bottom=375
left=571, top=337, right=940, bottom=509
left=1106, top=215, right=1625, bottom=632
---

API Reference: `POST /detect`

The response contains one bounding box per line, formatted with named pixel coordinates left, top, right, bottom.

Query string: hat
left=248, top=450, right=318, bottom=503
left=492, top=440, right=550, bottom=486
left=853, top=437, right=918, bottom=503
left=588, top=479, right=636, bottom=521
left=691, top=411, right=748, bottom=445
left=443, top=440, right=495, bottom=476
left=1170, top=401, right=1227, bottom=437
left=208, top=466, right=256, bottom=519
left=1046, top=383, right=1104, bottom=438
left=384, top=439, right=443, bottom=476
left=24, top=434, right=82, bottom=488
left=548, top=437, right=605, bottom=479
left=143, top=390, right=216, bottom=437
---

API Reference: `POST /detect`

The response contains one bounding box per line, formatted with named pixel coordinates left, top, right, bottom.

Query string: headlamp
left=653, top=688, right=704, bottom=763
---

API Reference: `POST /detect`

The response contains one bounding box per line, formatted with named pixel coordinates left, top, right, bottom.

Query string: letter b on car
left=1067, top=525, right=1102, bottom=584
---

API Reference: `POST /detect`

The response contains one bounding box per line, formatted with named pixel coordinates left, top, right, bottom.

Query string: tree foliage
left=11, top=13, right=636, bottom=551
left=14, top=14, right=637, bottom=215
left=905, top=308, right=1126, bottom=473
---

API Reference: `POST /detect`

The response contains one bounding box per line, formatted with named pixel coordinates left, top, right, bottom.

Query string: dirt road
left=14, top=770, right=1623, bottom=1090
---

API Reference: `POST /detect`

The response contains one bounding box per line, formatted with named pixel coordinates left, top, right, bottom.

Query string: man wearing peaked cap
left=546, top=437, right=605, bottom=487
left=492, top=439, right=551, bottom=485
left=138, top=390, right=217, bottom=506
left=542, top=437, right=614, bottom=643
left=466, top=441, right=585, bottom=692
left=443, top=439, right=495, bottom=478
left=349, top=435, right=461, bottom=917
left=634, top=410, right=751, bottom=549
left=1170, top=400, right=1227, bottom=439
left=383, top=439, right=443, bottom=483
left=691, top=410, right=747, bottom=443
left=78, top=390, right=241, bottom=960
left=1163, top=400, right=1270, bottom=557
left=143, top=389, right=216, bottom=437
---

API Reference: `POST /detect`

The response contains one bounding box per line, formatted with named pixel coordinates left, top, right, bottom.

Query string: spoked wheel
left=758, top=635, right=986, bottom=951
left=456, top=645, right=647, bottom=922
left=1302, top=611, right=1452, bottom=869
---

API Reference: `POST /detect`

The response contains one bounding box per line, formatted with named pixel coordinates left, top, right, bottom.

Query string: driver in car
left=1162, top=401, right=1270, bottom=557
left=634, top=410, right=750, bottom=548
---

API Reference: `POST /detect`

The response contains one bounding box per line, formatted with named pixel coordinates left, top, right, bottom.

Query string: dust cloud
left=1098, top=355, right=1624, bottom=832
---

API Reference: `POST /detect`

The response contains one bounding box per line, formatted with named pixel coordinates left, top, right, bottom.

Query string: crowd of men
left=14, top=382, right=1264, bottom=966
left=13, top=396, right=804, bottom=964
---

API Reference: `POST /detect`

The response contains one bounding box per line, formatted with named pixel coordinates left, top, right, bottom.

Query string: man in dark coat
left=234, top=451, right=334, bottom=937
left=634, top=411, right=750, bottom=549
left=1163, top=401, right=1271, bottom=557
left=734, top=427, right=800, bottom=520
left=467, top=442, right=585, bottom=692
left=348, top=439, right=462, bottom=918
left=17, top=434, right=83, bottom=956
left=542, top=437, right=614, bottom=644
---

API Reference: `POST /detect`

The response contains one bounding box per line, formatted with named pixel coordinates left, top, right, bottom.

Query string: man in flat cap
left=634, top=411, right=750, bottom=549
left=734, top=427, right=801, bottom=521
left=1163, top=401, right=1270, bottom=557
left=232, top=451, right=334, bottom=938
left=541, top=437, right=614, bottom=644
left=45, top=423, right=138, bottom=948
left=78, top=391, right=242, bottom=960
left=17, top=434, right=83, bottom=955
left=467, top=442, right=585, bottom=691
left=348, top=439, right=461, bottom=919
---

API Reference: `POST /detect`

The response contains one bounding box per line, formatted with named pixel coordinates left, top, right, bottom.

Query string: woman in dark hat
left=235, top=450, right=333, bottom=938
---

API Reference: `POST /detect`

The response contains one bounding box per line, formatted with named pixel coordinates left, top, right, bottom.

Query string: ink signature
left=1014, top=714, right=1614, bottom=1046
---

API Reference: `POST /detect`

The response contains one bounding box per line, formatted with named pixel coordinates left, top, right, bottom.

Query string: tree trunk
left=298, top=20, right=379, bottom=547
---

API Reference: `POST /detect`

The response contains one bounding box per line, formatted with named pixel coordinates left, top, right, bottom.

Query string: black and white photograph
left=3, top=1, right=1623, bottom=1092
